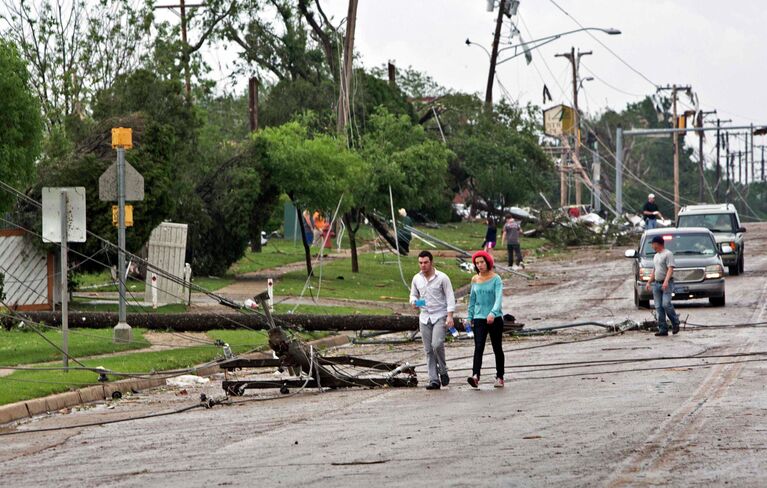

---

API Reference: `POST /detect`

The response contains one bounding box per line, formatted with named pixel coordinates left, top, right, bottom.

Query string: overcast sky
left=291, top=0, right=765, bottom=128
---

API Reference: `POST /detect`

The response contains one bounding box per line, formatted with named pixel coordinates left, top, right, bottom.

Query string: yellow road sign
left=111, top=127, right=133, bottom=149
left=112, top=205, right=134, bottom=227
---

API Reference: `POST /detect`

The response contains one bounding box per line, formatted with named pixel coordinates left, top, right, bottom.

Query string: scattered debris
left=219, top=292, right=418, bottom=395
left=166, top=375, right=210, bottom=387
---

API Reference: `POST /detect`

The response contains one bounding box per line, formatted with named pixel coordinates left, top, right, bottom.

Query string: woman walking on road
left=482, top=218, right=497, bottom=255
left=467, top=250, right=506, bottom=388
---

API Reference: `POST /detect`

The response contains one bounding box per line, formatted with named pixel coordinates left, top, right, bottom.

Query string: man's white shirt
left=409, top=270, right=456, bottom=324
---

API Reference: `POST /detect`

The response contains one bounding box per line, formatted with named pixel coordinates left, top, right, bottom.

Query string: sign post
left=60, top=191, right=69, bottom=370
left=42, top=186, right=87, bottom=371
left=107, top=127, right=140, bottom=343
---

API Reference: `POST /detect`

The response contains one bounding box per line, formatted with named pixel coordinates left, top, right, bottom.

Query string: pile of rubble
left=537, top=208, right=672, bottom=246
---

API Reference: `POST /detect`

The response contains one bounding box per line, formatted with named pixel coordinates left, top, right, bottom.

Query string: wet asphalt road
left=2, top=224, right=766, bottom=487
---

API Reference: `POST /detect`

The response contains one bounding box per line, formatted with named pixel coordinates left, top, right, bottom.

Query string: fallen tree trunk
left=2, top=311, right=421, bottom=332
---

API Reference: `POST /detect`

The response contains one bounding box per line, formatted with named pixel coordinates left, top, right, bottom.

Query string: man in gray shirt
left=645, top=235, right=680, bottom=336
left=410, top=250, right=456, bottom=390
left=502, top=215, right=524, bottom=268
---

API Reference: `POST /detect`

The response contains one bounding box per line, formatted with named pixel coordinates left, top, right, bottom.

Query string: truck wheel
left=709, top=296, right=726, bottom=307
left=739, top=255, right=745, bottom=274
left=635, top=288, right=650, bottom=309
left=728, top=264, right=740, bottom=276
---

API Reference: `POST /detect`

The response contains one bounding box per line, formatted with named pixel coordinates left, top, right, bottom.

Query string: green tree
left=340, top=108, right=453, bottom=272
left=0, top=39, right=42, bottom=214
left=445, top=98, right=553, bottom=217
left=1, top=0, right=154, bottom=130
left=257, top=120, right=363, bottom=275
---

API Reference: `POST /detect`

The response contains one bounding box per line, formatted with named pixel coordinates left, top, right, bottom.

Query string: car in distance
left=625, top=227, right=731, bottom=308
left=676, top=203, right=746, bottom=275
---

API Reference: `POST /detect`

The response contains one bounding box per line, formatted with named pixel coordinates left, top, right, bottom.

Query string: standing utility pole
left=713, top=119, right=730, bottom=200
left=556, top=47, right=591, bottom=206
left=746, top=124, right=756, bottom=191
left=696, top=110, right=716, bottom=201
left=725, top=133, right=731, bottom=197
left=658, top=84, right=691, bottom=218
left=592, top=135, right=601, bottom=212
left=738, top=150, right=743, bottom=185
left=484, top=0, right=508, bottom=111
left=248, top=77, right=259, bottom=132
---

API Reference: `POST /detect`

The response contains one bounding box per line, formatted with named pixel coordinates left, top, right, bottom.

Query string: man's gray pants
left=420, top=317, right=447, bottom=385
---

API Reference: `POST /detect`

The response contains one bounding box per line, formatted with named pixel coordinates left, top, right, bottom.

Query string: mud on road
left=2, top=224, right=767, bottom=487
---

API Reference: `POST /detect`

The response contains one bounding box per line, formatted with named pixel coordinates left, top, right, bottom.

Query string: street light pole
left=468, top=24, right=620, bottom=110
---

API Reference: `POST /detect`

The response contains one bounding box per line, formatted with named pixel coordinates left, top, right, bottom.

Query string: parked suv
left=625, top=228, right=729, bottom=308
left=677, top=204, right=746, bottom=275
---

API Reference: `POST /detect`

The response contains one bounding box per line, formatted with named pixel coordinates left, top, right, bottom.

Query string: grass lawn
left=273, top=303, right=391, bottom=315
left=70, top=299, right=188, bottom=314
left=0, top=329, right=326, bottom=405
left=73, top=271, right=234, bottom=294
left=273, top=253, right=474, bottom=302
left=73, top=270, right=146, bottom=293
left=229, top=239, right=309, bottom=275
left=0, top=327, right=150, bottom=367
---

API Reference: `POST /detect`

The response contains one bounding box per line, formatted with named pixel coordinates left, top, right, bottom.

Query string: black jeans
left=472, top=317, right=505, bottom=379
left=507, top=243, right=523, bottom=266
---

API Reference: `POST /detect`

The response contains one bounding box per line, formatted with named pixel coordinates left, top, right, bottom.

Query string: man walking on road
left=502, top=215, right=524, bottom=268
left=646, top=235, right=680, bottom=336
left=410, top=250, right=456, bottom=390
left=642, top=194, right=664, bottom=230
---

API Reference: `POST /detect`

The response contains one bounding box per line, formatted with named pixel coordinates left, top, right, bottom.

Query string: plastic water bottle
left=448, top=326, right=459, bottom=337
left=464, top=320, right=474, bottom=338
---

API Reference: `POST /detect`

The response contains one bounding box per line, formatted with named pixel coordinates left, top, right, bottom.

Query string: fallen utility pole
left=3, top=311, right=422, bottom=332
left=220, top=293, right=417, bottom=395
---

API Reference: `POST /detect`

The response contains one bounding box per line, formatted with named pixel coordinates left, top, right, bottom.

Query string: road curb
left=0, top=334, right=350, bottom=427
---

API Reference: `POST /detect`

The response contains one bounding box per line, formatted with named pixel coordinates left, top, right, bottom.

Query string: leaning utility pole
left=658, top=84, right=691, bottom=218
left=484, top=0, right=508, bottom=111
left=337, top=0, right=359, bottom=134
left=556, top=47, right=591, bottom=206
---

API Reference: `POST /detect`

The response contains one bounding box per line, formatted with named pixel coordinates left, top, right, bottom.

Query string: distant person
left=501, top=215, right=524, bottom=269
left=409, top=250, right=456, bottom=390
left=642, top=194, right=664, bottom=229
left=397, top=208, right=413, bottom=255
left=466, top=250, right=505, bottom=388
left=646, top=235, right=680, bottom=336
left=482, top=218, right=497, bottom=255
